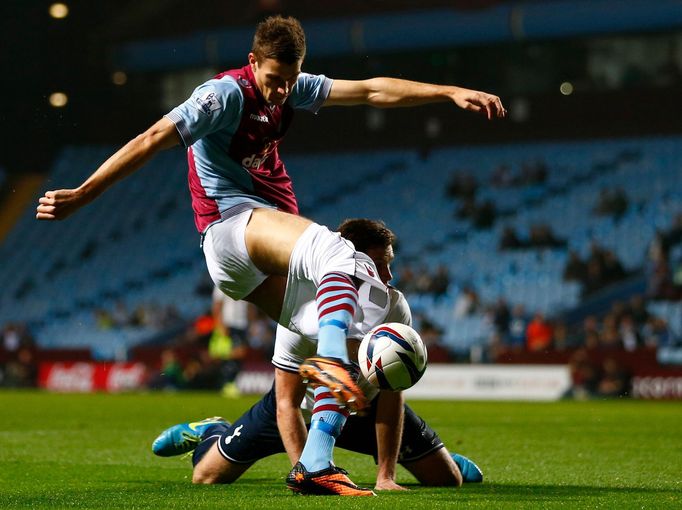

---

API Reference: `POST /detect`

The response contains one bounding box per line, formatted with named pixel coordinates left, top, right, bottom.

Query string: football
left=358, top=323, right=428, bottom=391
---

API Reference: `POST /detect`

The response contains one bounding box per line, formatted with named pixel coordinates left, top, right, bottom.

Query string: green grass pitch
left=0, top=391, right=680, bottom=509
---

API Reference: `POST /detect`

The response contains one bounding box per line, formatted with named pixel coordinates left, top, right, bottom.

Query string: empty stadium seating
left=1, top=136, right=681, bottom=357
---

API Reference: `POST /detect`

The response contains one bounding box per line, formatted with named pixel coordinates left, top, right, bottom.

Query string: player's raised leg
left=244, top=209, right=367, bottom=412
left=299, top=271, right=367, bottom=411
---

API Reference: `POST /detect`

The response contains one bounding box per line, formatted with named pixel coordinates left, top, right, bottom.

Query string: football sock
left=316, top=272, right=357, bottom=362
left=298, top=386, right=349, bottom=471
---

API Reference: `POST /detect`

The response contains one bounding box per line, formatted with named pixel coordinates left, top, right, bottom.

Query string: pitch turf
left=0, top=391, right=680, bottom=509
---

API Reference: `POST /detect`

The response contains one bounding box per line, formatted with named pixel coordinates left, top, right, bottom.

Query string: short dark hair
left=337, top=218, right=396, bottom=254
left=252, top=16, right=306, bottom=64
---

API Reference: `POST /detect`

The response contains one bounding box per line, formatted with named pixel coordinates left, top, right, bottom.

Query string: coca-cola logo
left=46, top=363, right=94, bottom=392
left=107, top=364, right=146, bottom=391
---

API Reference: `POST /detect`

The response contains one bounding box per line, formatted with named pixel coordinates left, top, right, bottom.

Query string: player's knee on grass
left=401, top=448, right=463, bottom=487
left=192, top=442, right=249, bottom=484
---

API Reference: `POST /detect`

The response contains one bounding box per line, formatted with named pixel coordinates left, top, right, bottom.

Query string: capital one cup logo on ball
left=358, top=323, right=427, bottom=391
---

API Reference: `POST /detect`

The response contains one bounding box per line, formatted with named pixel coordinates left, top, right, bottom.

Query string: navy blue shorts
left=194, top=385, right=443, bottom=466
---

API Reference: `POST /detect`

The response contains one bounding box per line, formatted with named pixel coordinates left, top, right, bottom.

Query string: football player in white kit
left=152, top=219, right=482, bottom=494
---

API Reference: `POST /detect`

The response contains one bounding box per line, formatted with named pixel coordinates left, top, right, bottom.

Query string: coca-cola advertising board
left=38, top=362, right=147, bottom=392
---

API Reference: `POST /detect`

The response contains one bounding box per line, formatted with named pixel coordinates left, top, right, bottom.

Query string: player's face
left=249, top=53, right=301, bottom=106
left=365, top=245, right=394, bottom=285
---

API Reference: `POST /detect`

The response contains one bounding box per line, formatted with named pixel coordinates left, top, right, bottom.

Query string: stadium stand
left=1, top=136, right=681, bottom=359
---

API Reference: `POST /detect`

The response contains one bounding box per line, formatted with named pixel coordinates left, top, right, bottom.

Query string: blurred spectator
left=183, top=350, right=222, bottom=390
left=661, top=213, right=682, bottom=252
left=210, top=287, right=250, bottom=395
left=506, top=304, right=529, bottom=350
left=418, top=317, right=452, bottom=363
left=584, top=258, right=606, bottom=295
left=446, top=170, right=478, bottom=200
left=457, top=198, right=496, bottom=230
left=414, top=264, right=435, bottom=294
left=193, top=311, right=215, bottom=340
left=472, top=199, right=496, bottom=230
left=453, top=286, right=480, bottom=319
left=641, top=316, right=673, bottom=347
left=3, top=348, right=37, bottom=388
left=599, top=314, right=623, bottom=350
left=618, top=314, right=641, bottom=351
left=602, top=250, right=627, bottom=284
left=593, top=187, right=629, bottom=219
left=212, top=287, right=249, bottom=349
left=528, top=224, right=566, bottom=249
left=519, top=159, right=548, bottom=185
left=491, top=298, right=511, bottom=336
left=552, top=320, right=572, bottom=350
left=429, top=265, right=451, bottom=297
left=111, top=301, right=133, bottom=328
left=580, top=243, right=629, bottom=296
left=526, top=312, right=553, bottom=352
left=94, top=309, right=114, bottom=330
left=499, top=226, right=524, bottom=250
left=567, top=349, right=600, bottom=399
left=2, top=323, right=34, bottom=352
left=456, top=197, right=477, bottom=220
left=646, top=243, right=676, bottom=299
left=596, top=358, right=630, bottom=397
left=563, top=249, right=588, bottom=283
left=147, top=349, right=185, bottom=390
left=628, top=295, right=650, bottom=327
left=583, top=315, right=601, bottom=338
left=609, top=300, right=628, bottom=325
left=584, top=330, right=601, bottom=349
left=396, top=264, right=418, bottom=294
left=490, top=164, right=514, bottom=188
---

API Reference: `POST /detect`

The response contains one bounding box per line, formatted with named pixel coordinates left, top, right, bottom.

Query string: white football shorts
left=202, top=209, right=267, bottom=301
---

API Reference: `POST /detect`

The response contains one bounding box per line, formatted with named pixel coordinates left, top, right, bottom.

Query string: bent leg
left=244, top=275, right=287, bottom=322
left=192, top=441, right=252, bottom=484
left=401, top=446, right=462, bottom=487
left=244, top=208, right=313, bottom=276
left=193, top=386, right=286, bottom=484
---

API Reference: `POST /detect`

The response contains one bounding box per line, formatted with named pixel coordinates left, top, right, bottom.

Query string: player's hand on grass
left=374, top=479, right=408, bottom=491
left=36, top=189, right=89, bottom=220
left=451, top=87, right=506, bottom=120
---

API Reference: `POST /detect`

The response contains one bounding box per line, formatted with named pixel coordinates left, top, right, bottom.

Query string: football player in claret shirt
left=37, top=16, right=504, bottom=495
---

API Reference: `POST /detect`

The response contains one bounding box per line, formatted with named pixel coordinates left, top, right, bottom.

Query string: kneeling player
left=152, top=219, right=482, bottom=494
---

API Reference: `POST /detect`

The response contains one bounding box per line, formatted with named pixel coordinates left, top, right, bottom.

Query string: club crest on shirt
left=195, top=88, right=222, bottom=116
left=238, top=77, right=251, bottom=88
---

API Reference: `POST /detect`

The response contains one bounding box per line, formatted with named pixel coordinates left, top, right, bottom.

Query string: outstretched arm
left=36, top=117, right=180, bottom=221
left=325, top=78, right=506, bottom=120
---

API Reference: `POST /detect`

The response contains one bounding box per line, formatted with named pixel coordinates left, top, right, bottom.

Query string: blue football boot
left=452, top=453, right=484, bottom=483
left=152, top=417, right=228, bottom=457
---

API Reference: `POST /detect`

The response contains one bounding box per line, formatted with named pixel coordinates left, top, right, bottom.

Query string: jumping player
left=36, top=16, right=504, bottom=494
left=152, top=219, right=483, bottom=495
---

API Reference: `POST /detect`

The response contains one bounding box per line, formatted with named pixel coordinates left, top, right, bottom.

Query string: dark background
left=2, top=0, right=681, bottom=174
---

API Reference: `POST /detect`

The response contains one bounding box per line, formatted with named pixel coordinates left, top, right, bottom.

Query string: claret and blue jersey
left=165, top=64, right=332, bottom=232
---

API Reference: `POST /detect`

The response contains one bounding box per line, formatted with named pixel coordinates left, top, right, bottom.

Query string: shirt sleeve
left=165, top=77, right=243, bottom=147
left=287, top=73, right=332, bottom=113
left=385, top=289, right=413, bottom=327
